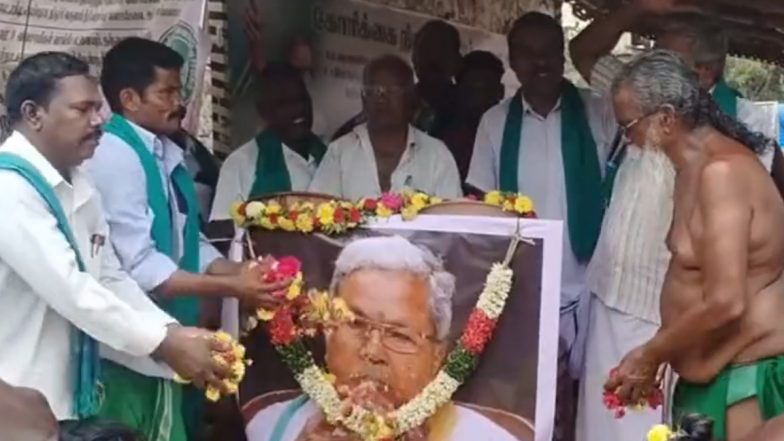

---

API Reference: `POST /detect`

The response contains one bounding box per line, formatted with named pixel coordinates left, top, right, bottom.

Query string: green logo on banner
left=159, top=21, right=198, bottom=104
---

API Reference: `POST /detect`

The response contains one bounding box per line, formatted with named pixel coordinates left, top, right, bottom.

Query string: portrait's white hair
left=331, top=236, right=455, bottom=341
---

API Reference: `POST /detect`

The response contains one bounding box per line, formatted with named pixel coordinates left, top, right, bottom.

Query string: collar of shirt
left=121, top=119, right=184, bottom=174
left=2, top=131, right=95, bottom=210
left=353, top=123, right=419, bottom=163
left=520, top=93, right=563, bottom=120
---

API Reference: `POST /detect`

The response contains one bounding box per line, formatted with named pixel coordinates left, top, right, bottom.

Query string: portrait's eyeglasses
left=339, top=315, right=436, bottom=354
left=361, top=85, right=408, bottom=100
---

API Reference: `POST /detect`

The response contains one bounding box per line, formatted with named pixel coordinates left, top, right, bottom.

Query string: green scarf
left=249, top=130, right=326, bottom=198
left=0, top=152, right=101, bottom=418
left=500, top=83, right=604, bottom=262
left=104, top=114, right=201, bottom=326
left=712, top=79, right=740, bottom=119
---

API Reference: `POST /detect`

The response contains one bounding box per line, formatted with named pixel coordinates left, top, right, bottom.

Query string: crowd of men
left=3, top=0, right=784, bottom=440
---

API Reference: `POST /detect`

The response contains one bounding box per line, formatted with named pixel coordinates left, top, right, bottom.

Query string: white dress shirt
left=247, top=399, right=518, bottom=441
left=308, top=123, right=463, bottom=200
left=0, top=132, right=173, bottom=420
left=86, top=119, right=223, bottom=379
left=210, top=137, right=318, bottom=221
left=466, top=91, right=616, bottom=306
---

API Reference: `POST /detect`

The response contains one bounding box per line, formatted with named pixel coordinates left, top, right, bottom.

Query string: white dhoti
left=575, top=294, right=661, bottom=441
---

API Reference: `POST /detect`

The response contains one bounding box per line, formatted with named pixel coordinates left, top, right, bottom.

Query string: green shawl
left=249, top=130, right=326, bottom=197
left=500, top=83, right=604, bottom=262
left=713, top=79, right=740, bottom=119
left=0, top=152, right=101, bottom=418
left=104, top=114, right=201, bottom=326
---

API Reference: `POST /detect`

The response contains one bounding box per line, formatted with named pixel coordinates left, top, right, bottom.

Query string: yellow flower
left=229, top=201, right=246, bottom=225
left=484, top=191, right=503, bottom=206
left=257, top=308, right=275, bottom=321
left=401, top=206, right=419, bottom=221
left=647, top=424, right=674, bottom=441
left=286, top=278, right=303, bottom=300
left=222, top=379, right=239, bottom=395
left=376, top=203, right=393, bottom=218
left=430, top=196, right=443, bottom=205
left=213, top=331, right=232, bottom=344
left=265, top=201, right=282, bottom=215
left=295, top=214, right=314, bottom=233
left=244, top=201, right=266, bottom=218
left=502, top=200, right=514, bottom=212
left=205, top=386, right=221, bottom=402
left=317, top=203, right=336, bottom=225
left=513, top=196, right=534, bottom=214
left=331, top=298, right=354, bottom=322
left=324, top=372, right=337, bottom=384
left=278, top=217, right=296, bottom=232
left=233, top=344, right=246, bottom=360
left=259, top=217, right=276, bottom=230
left=307, top=290, right=332, bottom=322
left=173, top=373, right=190, bottom=384
left=374, top=415, right=394, bottom=440
left=411, top=193, right=429, bottom=210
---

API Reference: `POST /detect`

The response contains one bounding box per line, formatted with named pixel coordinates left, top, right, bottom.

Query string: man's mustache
left=170, top=106, right=187, bottom=120
left=84, top=129, right=103, bottom=142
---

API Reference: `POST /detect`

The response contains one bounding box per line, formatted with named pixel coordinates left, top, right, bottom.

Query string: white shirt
left=246, top=398, right=519, bottom=441
left=308, top=124, right=463, bottom=200
left=0, top=132, right=173, bottom=420
left=466, top=90, right=616, bottom=306
left=210, top=137, right=318, bottom=221
left=86, top=119, right=223, bottom=378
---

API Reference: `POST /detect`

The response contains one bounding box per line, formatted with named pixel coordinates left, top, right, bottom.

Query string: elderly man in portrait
left=245, top=236, right=527, bottom=441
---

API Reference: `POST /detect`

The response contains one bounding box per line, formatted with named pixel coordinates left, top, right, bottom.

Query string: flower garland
left=647, top=423, right=685, bottom=441
left=603, top=367, right=664, bottom=418
left=483, top=191, right=536, bottom=217
left=173, top=331, right=251, bottom=402
left=229, top=190, right=535, bottom=234
left=254, top=244, right=518, bottom=441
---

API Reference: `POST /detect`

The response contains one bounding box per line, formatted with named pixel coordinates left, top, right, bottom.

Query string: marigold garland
left=230, top=190, right=535, bottom=234
left=253, top=250, right=517, bottom=440
left=173, top=331, right=251, bottom=402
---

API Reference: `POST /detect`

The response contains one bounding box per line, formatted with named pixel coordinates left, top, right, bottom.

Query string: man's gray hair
left=331, top=236, right=455, bottom=340
left=611, top=49, right=700, bottom=118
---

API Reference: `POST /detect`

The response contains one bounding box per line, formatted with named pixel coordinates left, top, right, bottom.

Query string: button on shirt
left=467, top=91, right=616, bottom=306
left=0, top=132, right=173, bottom=420
left=86, top=120, right=223, bottom=379
left=210, top=138, right=318, bottom=221
left=308, top=124, right=463, bottom=200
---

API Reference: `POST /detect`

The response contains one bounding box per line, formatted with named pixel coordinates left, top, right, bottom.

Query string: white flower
left=245, top=201, right=266, bottom=218
left=476, top=264, right=513, bottom=319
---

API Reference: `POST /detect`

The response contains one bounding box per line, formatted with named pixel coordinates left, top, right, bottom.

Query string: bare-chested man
left=605, top=50, right=784, bottom=441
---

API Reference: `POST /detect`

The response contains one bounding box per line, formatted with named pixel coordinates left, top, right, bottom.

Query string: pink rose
left=275, top=256, right=302, bottom=279
left=379, top=193, right=404, bottom=211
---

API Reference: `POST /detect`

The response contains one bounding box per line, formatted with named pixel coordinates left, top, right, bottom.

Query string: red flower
left=363, top=198, right=378, bottom=211
left=349, top=208, right=362, bottom=223
left=288, top=210, right=299, bottom=221
left=268, top=307, right=297, bottom=346
left=647, top=388, right=664, bottom=410
left=380, top=193, right=404, bottom=211
left=269, top=214, right=279, bottom=225
left=276, top=256, right=302, bottom=279
left=334, top=207, right=346, bottom=224
left=238, top=203, right=248, bottom=216
left=459, top=309, right=497, bottom=355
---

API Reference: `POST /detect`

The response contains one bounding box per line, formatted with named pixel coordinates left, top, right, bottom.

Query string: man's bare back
left=661, top=127, right=784, bottom=383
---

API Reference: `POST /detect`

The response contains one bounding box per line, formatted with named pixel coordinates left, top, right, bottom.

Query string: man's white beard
left=634, top=139, right=677, bottom=249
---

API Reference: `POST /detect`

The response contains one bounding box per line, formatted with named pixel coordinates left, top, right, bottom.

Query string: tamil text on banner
left=226, top=0, right=519, bottom=148
left=0, top=0, right=209, bottom=142
left=236, top=215, right=562, bottom=441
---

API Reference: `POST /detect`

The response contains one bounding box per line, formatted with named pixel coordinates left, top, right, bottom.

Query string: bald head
left=362, top=55, right=416, bottom=131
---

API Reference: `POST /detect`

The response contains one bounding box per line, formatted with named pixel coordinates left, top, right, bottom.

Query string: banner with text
left=0, top=0, right=209, bottom=142
left=226, top=0, right=518, bottom=148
